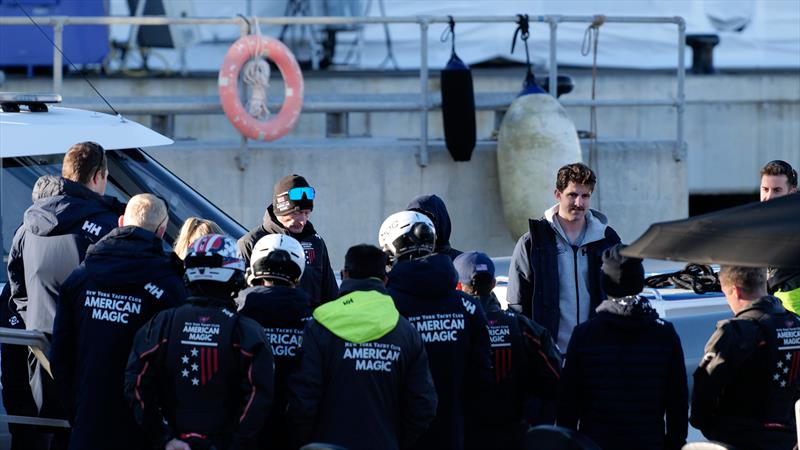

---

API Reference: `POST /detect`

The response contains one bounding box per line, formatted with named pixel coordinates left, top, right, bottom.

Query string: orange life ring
left=218, top=34, right=304, bottom=141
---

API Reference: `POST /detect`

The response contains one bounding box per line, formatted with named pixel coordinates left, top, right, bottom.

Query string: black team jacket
left=236, top=284, right=312, bottom=450
left=288, top=277, right=437, bottom=450
left=125, top=295, right=274, bottom=450
left=50, top=226, right=187, bottom=450
left=388, top=254, right=493, bottom=450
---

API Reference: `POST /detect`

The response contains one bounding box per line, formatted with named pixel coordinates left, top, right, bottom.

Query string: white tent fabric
left=109, top=0, right=800, bottom=70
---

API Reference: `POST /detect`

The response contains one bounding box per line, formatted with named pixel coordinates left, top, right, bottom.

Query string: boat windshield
left=1, top=148, right=245, bottom=283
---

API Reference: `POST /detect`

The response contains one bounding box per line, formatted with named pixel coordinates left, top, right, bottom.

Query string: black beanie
left=273, top=174, right=313, bottom=216
left=601, top=244, right=645, bottom=298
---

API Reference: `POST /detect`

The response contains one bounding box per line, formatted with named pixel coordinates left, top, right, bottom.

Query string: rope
left=644, top=263, right=722, bottom=295
left=511, top=14, right=533, bottom=79
left=581, top=14, right=605, bottom=172
left=242, top=15, right=271, bottom=120
left=440, top=15, right=456, bottom=56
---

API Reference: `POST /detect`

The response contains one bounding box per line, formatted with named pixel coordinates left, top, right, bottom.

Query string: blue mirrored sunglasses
left=287, top=187, right=315, bottom=201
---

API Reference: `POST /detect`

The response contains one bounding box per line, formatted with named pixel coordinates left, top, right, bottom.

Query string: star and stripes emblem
left=776, top=325, right=800, bottom=389
left=181, top=346, right=219, bottom=386
left=775, top=349, right=799, bottom=389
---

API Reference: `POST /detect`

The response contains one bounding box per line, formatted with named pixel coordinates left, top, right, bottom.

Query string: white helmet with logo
left=249, top=234, right=306, bottom=286
left=378, top=211, right=436, bottom=262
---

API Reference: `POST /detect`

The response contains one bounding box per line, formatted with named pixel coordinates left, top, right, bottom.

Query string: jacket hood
left=769, top=268, right=800, bottom=293
left=407, top=194, right=454, bottom=254
left=544, top=204, right=609, bottom=246
left=595, top=295, right=661, bottom=331
left=24, top=176, right=117, bottom=237
left=387, top=253, right=458, bottom=299
left=261, top=204, right=318, bottom=239
left=338, top=277, right=388, bottom=297
left=84, top=226, right=175, bottom=287
left=313, top=290, right=399, bottom=343
left=236, top=284, right=311, bottom=321
left=737, top=295, right=787, bottom=317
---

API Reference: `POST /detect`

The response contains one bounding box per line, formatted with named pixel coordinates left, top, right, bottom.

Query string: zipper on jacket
left=572, top=245, right=580, bottom=326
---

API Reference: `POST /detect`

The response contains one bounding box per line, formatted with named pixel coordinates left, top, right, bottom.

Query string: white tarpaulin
left=110, top=0, right=800, bottom=70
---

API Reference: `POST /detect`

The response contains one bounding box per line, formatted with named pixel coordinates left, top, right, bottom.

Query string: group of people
left=2, top=141, right=798, bottom=450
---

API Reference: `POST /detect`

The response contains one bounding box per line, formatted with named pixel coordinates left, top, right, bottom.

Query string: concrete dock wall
left=149, top=138, right=686, bottom=266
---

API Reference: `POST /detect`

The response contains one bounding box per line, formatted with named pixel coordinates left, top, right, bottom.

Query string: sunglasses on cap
left=287, top=187, right=315, bottom=201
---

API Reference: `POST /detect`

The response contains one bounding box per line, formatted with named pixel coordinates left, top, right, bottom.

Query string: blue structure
left=0, top=0, right=109, bottom=72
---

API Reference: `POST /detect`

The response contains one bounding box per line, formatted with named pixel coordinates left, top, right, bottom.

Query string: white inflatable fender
left=496, top=94, right=583, bottom=240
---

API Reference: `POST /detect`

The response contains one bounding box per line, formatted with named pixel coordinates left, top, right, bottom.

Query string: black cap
left=601, top=244, right=645, bottom=298
left=273, top=174, right=313, bottom=216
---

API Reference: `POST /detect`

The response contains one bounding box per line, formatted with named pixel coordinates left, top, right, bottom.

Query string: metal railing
left=0, top=15, right=686, bottom=166
left=0, top=327, right=71, bottom=428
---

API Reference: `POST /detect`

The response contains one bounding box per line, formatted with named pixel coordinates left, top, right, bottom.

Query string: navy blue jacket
left=407, top=194, right=462, bottom=260
left=388, top=254, right=492, bottom=450
left=237, top=205, right=338, bottom=306
left=558, top=296, right=688, bottom=450
left=236, top=284, right=312, bottom=450
left=50, top=226, right=187, bottom=450
left=506, top=217, right=621, bottom=343
left=8, top=175, right=123, bottom=334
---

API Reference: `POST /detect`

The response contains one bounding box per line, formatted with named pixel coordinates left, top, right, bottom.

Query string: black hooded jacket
left=7, top=175, right=124, bottom=334
left=388, top=253, right=492, bottom=450
left=691, top=296, right=800, bottom=450
left=407, top=195, right=462, bottom=260
left=237, top=205, right=338, bottom=306
left=236, top=285, right=312, bottom=449
left=558, top=296, right=688, bottom=450
left=50, top=226, right=187, bottom=450
left=125, top=295, right=274, bottom=450
left=466, top=292, right=562, bottom=450
left=288, top=277, right=437, bottom=450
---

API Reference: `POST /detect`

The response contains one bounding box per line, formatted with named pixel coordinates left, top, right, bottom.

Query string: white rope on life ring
left=218, top=34, right=304, bottom=141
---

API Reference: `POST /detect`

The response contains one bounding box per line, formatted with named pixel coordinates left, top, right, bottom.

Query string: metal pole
left=418, top=17, right=430, bottom=167
left=676, top=17, right=686, bottom=162
left=548, top=18, right=559, bottom=99
left=53, top=21, right=63, bottom=94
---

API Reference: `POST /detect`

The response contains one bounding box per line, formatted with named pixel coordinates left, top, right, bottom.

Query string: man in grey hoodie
left=507, top=163, right=621, bottom=352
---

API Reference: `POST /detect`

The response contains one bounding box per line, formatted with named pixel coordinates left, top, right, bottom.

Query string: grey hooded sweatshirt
left=544, top=204, right=615, bottom=351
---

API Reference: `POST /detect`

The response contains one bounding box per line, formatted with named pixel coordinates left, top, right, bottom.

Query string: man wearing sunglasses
left=238, top=174, right=338, bottom=306
left=759, top=160, right=800, bottom=315
left=6, top=141, right=125, bottom=447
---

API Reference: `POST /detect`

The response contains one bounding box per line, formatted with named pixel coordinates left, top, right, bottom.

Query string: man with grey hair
left=691, top=265, right=800, bottom=450
left=50, top=193, right=187, bottom=450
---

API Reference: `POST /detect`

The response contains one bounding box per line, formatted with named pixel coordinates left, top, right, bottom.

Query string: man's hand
left=165, top=438, right=191, bottom=450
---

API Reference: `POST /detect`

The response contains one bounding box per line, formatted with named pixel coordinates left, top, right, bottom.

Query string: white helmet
left=184, top=234, right=246, bottom=286
left=378, top=211, right=436, bottom=261
left=248, top=234, right=306, bottom=285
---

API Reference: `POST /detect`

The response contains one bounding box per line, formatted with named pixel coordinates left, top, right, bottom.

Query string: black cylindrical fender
left=441, top=53, right=476, bottom=162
